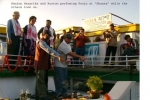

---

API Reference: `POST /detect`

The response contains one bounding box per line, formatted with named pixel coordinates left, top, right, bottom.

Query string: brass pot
left=87, top=90, right=102, bottom=99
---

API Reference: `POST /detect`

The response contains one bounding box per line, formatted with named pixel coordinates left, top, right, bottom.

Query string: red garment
left=34, top=39, right=50, bottom=70
left=75, top=35, right=88, bottom=48
left=126, top=39, right=135, bottom=48
left=126, top=39, right=139, bottom=55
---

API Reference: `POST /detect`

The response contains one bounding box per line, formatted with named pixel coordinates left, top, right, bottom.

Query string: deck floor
left=67, top=65, right=138, bottom=72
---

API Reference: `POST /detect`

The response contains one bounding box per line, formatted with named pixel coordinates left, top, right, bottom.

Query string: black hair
left=43, top=30, right=51, bottom=37
left=110, top=23, right=114, bottom=27
left=46, top=20, right=51, bottom=23
left=124, top=35, right=130, bottom=40
left=80, top=28, right=84, bottom=31
left=29, top=16, right=36, bottom=22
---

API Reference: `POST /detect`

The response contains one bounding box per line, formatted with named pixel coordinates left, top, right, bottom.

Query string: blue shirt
left=38, top=40, right=60, bottom=57
left=6, top=19, right=15, bottom=40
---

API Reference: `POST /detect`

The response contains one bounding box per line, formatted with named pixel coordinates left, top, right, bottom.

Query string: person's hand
left=57, top=56, right=65, bottom=63
left=8, top=40, right=12, bottom=45
left=124, top=45, right=127, bottom=49
left=79, top=56, right=85, bottom=61
left=79, top=33, right=82, bottom=36
left=24, top=43, right=27, bottom=47
left=79, top=32, right=84, bottom=36
left=106, top=38, right=109, bottom=43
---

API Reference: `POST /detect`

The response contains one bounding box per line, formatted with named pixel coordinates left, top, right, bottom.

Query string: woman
left=22, top=16, right=37, bottom=64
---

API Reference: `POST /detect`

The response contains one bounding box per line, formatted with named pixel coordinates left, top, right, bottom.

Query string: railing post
left=70, top=78, right=73, bottom=91
left=82, top=62, right=84, bottom=69
left=126, top=55, right=128, bottom=67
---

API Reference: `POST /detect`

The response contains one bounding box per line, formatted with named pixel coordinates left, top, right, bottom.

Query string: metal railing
left=0, top=42, right=139, bottom=72
left=66, top=55, right=139, bottom=69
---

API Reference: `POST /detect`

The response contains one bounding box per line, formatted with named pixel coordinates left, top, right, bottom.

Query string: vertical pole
left=82, top=62, right=84, bottom=69
left=70, top=78, right=73, bottom=92
left=126, top=55, right=128, bottom=67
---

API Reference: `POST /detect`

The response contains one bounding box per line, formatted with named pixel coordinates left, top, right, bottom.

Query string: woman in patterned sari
left=21, top=16, right=37, bottom=64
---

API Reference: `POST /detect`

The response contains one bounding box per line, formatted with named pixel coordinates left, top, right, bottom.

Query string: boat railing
left=0, top=41, right=139, bottom=72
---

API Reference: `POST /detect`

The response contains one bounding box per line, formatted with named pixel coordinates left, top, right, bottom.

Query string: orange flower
left=104, top=93, right=111, bottom=100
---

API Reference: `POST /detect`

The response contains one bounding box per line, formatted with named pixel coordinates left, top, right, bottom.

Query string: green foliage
left=86, top=76, right=103, bottom=92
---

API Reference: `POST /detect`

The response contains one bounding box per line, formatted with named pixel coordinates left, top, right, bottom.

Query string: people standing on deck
left=38, top=20, right=56, bottom=48
left=74, top=28, right=88, bottom=66
left=21, top=16, right=37, bottom=64
left=54, top=33, right=85, bottom=98
left=103, top=23, right=118, bottom=67
left=6, top=11, right=22, bottom=68
left=60, top=30, right=67, bottom=43
left=54, top=34, right=60, bottom=50
left=34, top=32, right=64, bottom=100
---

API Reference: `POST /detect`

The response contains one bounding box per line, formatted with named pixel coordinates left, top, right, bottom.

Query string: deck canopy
left=84, top=24, right=140, bottom=36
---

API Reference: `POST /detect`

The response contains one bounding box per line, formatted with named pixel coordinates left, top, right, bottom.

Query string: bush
left=86, top=76, right=103, bottom=92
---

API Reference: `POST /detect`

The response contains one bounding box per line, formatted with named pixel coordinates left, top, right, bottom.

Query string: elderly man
left=54, top=33, right=85, bottom=98
left=6, top=11, right=22, bottom=68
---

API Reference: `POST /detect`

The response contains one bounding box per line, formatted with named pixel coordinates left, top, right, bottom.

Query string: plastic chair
left=0, top=42, right=6, bottom=55
left=88, top=46, right=98, bottom=66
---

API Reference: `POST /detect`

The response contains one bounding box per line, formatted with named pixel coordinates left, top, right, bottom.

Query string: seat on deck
left=87, top=46, right=99, bottom=66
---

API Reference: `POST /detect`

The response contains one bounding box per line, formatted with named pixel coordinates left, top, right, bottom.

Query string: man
left=120, top=35, right=139, bottom=65
left=124, top=35, right=139, bottom=50
left=54, top=34, right=60, bottom=50
left=38, top=20, right=56, bottom=48
left=68, top=29, right=75, bottom=52
left=6, top=11, right=22, bottom=68
left=67, top=29, right=72, bottom=34
left=38, top=20, right=56, bottom=71
left=103, top=24, right=118, bottom=67
left=74, top=28, right=88, bottom=65
left=60, top=30, right=67, bottom=43
left=34, top=32, right=64, bottom=100
left=54, top=33, right=85, bottom=98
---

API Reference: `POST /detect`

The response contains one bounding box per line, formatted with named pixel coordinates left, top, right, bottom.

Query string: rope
left=110, top=13, right=133, bottom=24
left=0, top=55, right=32, bottom=72
left=6, top=55, right=18, bottom=72
left=99, top=67, right=125, bottom=78
left=21, top=56, right=31, bottom=72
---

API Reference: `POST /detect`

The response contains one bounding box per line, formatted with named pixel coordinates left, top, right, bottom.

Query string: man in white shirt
left=54, top=33, right=85, bottom=98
